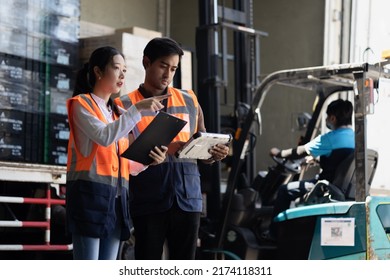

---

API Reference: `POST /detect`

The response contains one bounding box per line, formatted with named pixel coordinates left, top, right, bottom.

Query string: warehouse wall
left=251, top=0, right=325, bottom=171
left=170, top=0, right=198, bottom=50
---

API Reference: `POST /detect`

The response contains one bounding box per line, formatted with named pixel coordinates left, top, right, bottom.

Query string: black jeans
left=132, top=200, right=201, bottom=260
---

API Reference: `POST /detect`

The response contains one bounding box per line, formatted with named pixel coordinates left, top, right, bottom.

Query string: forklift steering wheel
left=272, top=156, right=302, bottom=174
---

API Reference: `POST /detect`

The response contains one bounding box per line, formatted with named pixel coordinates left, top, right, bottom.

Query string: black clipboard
left=121, top=111, right=187, bottom=165
left=176, top=131, right=232, bottom=160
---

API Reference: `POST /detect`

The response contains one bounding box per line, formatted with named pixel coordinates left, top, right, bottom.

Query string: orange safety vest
left=67, top=94, right=130, bottom=189
left=115, top=87, right=199, bottom=143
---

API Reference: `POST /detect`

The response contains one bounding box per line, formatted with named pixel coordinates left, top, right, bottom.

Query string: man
left=115, top=37, right=229, bottom=259
left=262, top=99, right=355, bottom=241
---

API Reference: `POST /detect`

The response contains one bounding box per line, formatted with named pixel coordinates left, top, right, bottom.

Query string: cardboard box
left=79, top=23, right=161, bottom=40
left=115, top=26, right=162, bottom=40
left=79, top=20, right=115, bottom=38
left=79, top=32, right=150, bottom=94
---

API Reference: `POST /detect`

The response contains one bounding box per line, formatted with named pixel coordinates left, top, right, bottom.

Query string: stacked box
left=79, top=32, right=152, bottom=95
left=78, top=28, right=193, bottom=95
left=28, top=0, right=80, bottom=18
left=0, top=27, right=28, bottom=58
left=0, top=109, right=43, bottom=163
left=0, top=0, right=79, bottom=165
left=0, top=1, right=79, bottom=63
left=0, top=0, right=29, bottom=31
left=47, top=64, right=75, bottom=115
left=0, top=109, right=25, bottom=135
left=0, top=53, right=46, bottom=113
left=116, top=27, right=163, bottom=40
left=0, top=81, right=31, bottom=111
left=79, top=20, right=115, bottom=39
left=27, top=0, right=79, bottom=42
left=0, top=134, right=25, bottom=161
left=0, top=109, right=26, bottom=162
left=0, top=53, right=27, bottom=81
left=24, top=36, right=79, bottom=66
left=46, top=113, right=69, bottom=165
left=49, top=64, right=76, bottom=92
left=0, top=28, right=79, bottom=65
left=41, top=38, right=79, bottom=67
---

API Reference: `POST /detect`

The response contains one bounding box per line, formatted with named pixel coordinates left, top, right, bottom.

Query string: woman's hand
left=149, top=145, right=168, bottom=166
left=134, top=94, right=171, bottom=112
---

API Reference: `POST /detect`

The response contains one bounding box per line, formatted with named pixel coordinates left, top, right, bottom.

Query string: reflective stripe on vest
left=116, top=87, right=199, bottom=142
left=67, top=94, right=129, bottom=189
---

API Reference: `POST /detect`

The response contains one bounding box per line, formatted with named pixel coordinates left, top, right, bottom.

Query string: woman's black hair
left=143, top=37, right=184, bottom=64
left=73, top=46, right=124, bottom=115
left=326, top=99, right=353, bottom=126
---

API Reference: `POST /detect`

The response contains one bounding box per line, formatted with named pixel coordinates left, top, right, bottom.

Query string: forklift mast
left=196, top=0, right=268, bottom=223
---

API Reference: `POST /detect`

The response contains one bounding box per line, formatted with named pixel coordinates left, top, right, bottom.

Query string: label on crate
left=50, top=113, right=70, bottom=140
left=0, top=136, right=24, bottom=159
left=0, top=110, right=25, bottom=134
left=49, top=142, right=68, bottom=165
left=0, top=56, right=23, bottom=80
left=58, top=130, right=70, bottom=140
left=57, top=50, right=70, bottom=65
left=0, top=117, right=23, bottom=133
left=50, top=65, right=75, bottom=91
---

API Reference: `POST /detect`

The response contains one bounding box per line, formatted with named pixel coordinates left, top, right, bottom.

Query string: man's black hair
left=326, top=99, right=353, bottom=126
left=143, top=37, right=184, bottom=64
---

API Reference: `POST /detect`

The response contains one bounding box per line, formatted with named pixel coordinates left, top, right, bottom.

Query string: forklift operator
left=262, top=99, right=355, bottom=241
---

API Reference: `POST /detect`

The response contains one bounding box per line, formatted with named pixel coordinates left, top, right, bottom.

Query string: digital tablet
left=176, top=132, right=232, bottom=160
left=121, top=111, right=187, bottom=165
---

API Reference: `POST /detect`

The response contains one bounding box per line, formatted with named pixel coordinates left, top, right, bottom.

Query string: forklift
left=194, top=0, right=390, bottom=260
left=198, top=60, right=390, bottom=260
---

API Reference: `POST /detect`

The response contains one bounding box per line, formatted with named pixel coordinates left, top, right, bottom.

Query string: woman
left=66, top=46, right=169, bottom=259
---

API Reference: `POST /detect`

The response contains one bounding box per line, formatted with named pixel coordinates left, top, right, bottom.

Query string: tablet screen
left=176, top=132, right=232, bottom=160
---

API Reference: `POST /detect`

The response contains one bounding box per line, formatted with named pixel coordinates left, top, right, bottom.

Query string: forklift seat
left=343, top=149, right=378, bottom=199
left=304, top=149, right=378, bottom=204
